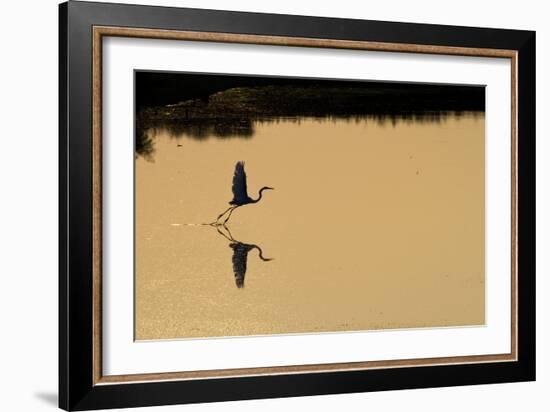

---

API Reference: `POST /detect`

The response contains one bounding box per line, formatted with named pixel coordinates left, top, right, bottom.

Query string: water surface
left=135, top=115, right=485, bottom=340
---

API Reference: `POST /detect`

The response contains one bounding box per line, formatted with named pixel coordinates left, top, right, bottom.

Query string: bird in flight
left=216, top=161, right=274, bottom=225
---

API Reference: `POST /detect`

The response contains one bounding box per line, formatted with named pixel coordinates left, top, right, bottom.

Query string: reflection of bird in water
left=215, top=224, right=273, bottom=288
left=216, top=161, right=274, bottom=225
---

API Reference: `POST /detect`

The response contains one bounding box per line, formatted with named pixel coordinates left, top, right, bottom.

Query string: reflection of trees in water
left=135, top=126, right=155, bottom=161
left=135, top=84, right=485, bottom=159
left=157, top=118, right=255, bottom=140
left=135, top=111, right=484, bottom=160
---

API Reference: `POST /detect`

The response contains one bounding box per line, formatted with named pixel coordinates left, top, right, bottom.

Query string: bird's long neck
left=253, top=187, right=269, bottom=203
left=252, top=245, right=272, bottom=261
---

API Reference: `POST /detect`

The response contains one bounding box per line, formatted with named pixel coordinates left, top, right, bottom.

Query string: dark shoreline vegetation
left=135, top=72, right=485, bottom=160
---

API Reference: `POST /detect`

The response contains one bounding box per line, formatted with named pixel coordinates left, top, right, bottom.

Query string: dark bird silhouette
left=215, top=224, right=273, bottom=288
left=230, top=242, right=272, bottom=288
left=216, top=161, right=274, bottom=225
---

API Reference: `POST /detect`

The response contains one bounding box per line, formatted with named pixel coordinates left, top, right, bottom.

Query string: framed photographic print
left=59, top=1, right=536, bottom=410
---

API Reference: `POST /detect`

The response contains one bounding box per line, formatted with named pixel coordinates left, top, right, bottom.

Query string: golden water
left=135, top=115, right=485, bottom=340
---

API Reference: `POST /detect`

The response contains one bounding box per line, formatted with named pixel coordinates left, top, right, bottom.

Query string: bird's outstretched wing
left=230, top=243, right=252, bottom=288
left=230, top=161, right=249, bottom=204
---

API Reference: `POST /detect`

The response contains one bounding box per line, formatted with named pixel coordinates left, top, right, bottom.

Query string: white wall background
left=0, top=0, right=546, bottom=411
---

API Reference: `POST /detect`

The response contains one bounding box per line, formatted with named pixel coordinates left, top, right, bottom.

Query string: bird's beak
left=267, top=187, right=275, bottom=190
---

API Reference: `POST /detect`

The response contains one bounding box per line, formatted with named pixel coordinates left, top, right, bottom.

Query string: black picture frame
left=59, top=1, right=536, bottom=410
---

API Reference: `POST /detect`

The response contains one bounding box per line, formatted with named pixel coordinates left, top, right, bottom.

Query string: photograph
left=135, top=71, right=486, bottom=340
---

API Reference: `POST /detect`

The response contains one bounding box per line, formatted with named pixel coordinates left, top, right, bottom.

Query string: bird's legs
left=215, top=224, right=235, bottom=242
left=222, top=205, right=240, bottom=225
left=216, top=206, right=236, bottom=223
left=222, top=224, right=237, bottom=242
